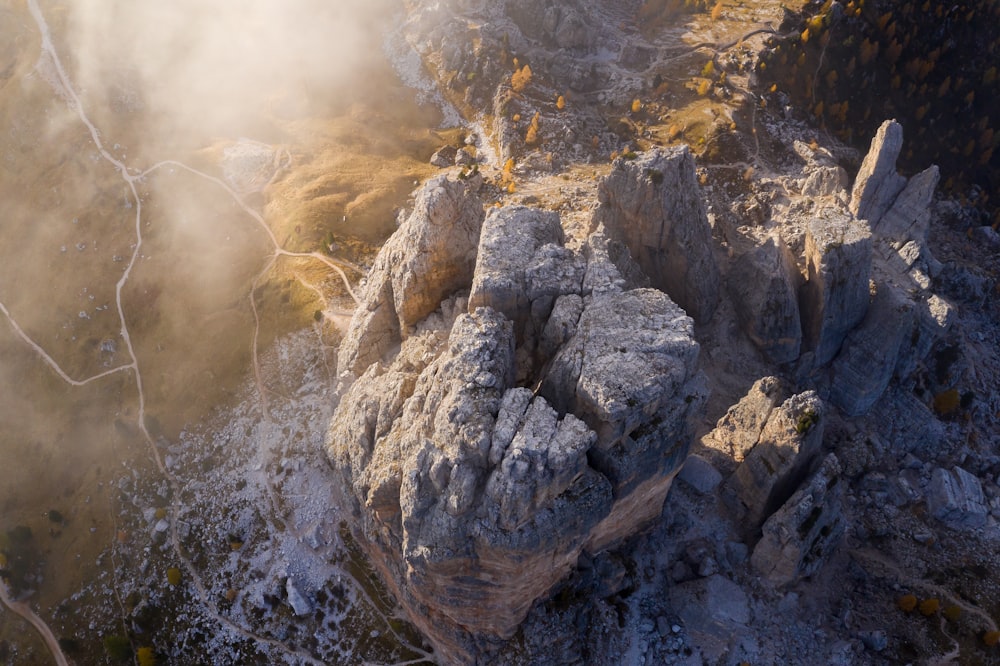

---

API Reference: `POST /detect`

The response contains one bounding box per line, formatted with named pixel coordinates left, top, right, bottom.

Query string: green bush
left=103, top=635, right=131, bottom=661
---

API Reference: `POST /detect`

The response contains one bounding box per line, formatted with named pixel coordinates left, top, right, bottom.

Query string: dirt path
left=0, top=582, right=69, bottom=666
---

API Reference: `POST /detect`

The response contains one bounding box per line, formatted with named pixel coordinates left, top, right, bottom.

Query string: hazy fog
left=62, top=0, right=391, bottom=141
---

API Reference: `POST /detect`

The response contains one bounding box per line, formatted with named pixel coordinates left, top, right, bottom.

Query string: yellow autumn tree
left=511, top=64, right=532, bottom=92
left=502, top=158, right=515, bottom=184
left=525, top=112, right=541, bottom=145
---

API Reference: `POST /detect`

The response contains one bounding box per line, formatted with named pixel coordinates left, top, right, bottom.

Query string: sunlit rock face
left=326, top=173, right=707, bottom=662
left=595, top=147, right=721, bottom=324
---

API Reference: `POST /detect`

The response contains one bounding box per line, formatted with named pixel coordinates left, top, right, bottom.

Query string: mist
left=0, top=0, right=441, bottom=661
left=62, top=0, right=391, bottom=144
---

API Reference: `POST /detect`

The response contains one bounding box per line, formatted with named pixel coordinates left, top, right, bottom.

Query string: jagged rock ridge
left=326, top=155, right=709, bottom=662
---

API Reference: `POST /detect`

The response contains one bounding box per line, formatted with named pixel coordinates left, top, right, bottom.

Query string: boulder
left=430, top=145, right=458, bottom=167
left=595, top=147, right=720, bottom=322
left=668, top=575, right=751, bottom=662
left=801, top=165, right=848, bottom=198
left=850, top=120, right=906, bottom=226
left=678, top=454, right=723, bottom=495
left=751, top=454, right=845, bottom=587
left=927, top=467, right=988, bottom=529
left=727, top=235, right=802, bottom=364
left=799, top=208, right=872, bottom=367
left=285, top=578, right=313, bottom=617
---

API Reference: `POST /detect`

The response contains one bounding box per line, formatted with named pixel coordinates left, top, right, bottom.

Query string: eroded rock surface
left=595, top=147, right=720, bottom=323
left=727, top=235, right=802, bottom=364
left=927, top=466, right=988, bottom=530
left=830, top=283, right=915, bottom=416
left=751, top=454, right=845, bottom=587
left=327, top=174, right=705, bottom=662
left=850, top=119, right=906, bottom=226
left=726, top=391, right=826, bottom=529
left=336, top=175, right=485, bottom=377
left=799, top=208, right=873, bottom=367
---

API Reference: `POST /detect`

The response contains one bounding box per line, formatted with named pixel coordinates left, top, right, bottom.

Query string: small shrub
left=631, top=98, right=642, bottom=114
left=711, top=1, right=723, bottom=20
left=511, top=64, right=532, bottom=92
left=103, top=635, right=131, bottom=661
left=943, top=605, right=962, bottom=622
left=137, top=646, right=156, bottom=666
left=795, top=409, right=818, bottom=435
left=984, top=630, right=1000, bottom=647
left=556, top=95, right=566, bottom=110
left=919, top=598, right=940, bottom=616
left=897, top=594, right=918, bottom=612
left=525, top=112, right=541, bottom=145
left=933, top=389, right=961, bottom=417
left=166, top=568, right=182, bottom=586
left=502, top=158, right=515, bottom=184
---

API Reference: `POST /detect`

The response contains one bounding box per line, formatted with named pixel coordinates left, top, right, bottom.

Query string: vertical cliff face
left=326, top=155, right=709, bottom=662
left=595, top=147, right=721, bottom=324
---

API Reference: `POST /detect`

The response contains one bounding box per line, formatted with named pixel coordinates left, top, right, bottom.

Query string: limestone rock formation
left=595, top=147, right=720, bottom=323
left=327, top=173, right=706, bottom=662
left=799, top=208, right=873, bottom=367
left=875, top=165, right=939, bottom=246
left=751, top=454, right=845, bottom=587
left=830, top=283, right=916, bottom=416
left=469, top=207, right=563, bottom=323
left=894, top=293, right=954, bottom=380
left=336, top=175, right=485, bottom=377
left=726, top=391, right=826, bottom=529
left=727, top=235, right=802, bottom=364
left=850, top=119, right=906, bottom=226
left=539, top=288, right=706, bottom=551
left=703, top=376, right=789, bottom=465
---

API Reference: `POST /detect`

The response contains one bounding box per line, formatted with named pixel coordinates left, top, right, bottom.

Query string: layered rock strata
left=327, top=168, right=707, bottom=662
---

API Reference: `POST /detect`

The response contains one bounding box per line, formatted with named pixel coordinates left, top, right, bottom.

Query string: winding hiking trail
left=0, top=2, right=442, bottom=665
left=0, top=581, right=69, bottom=666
